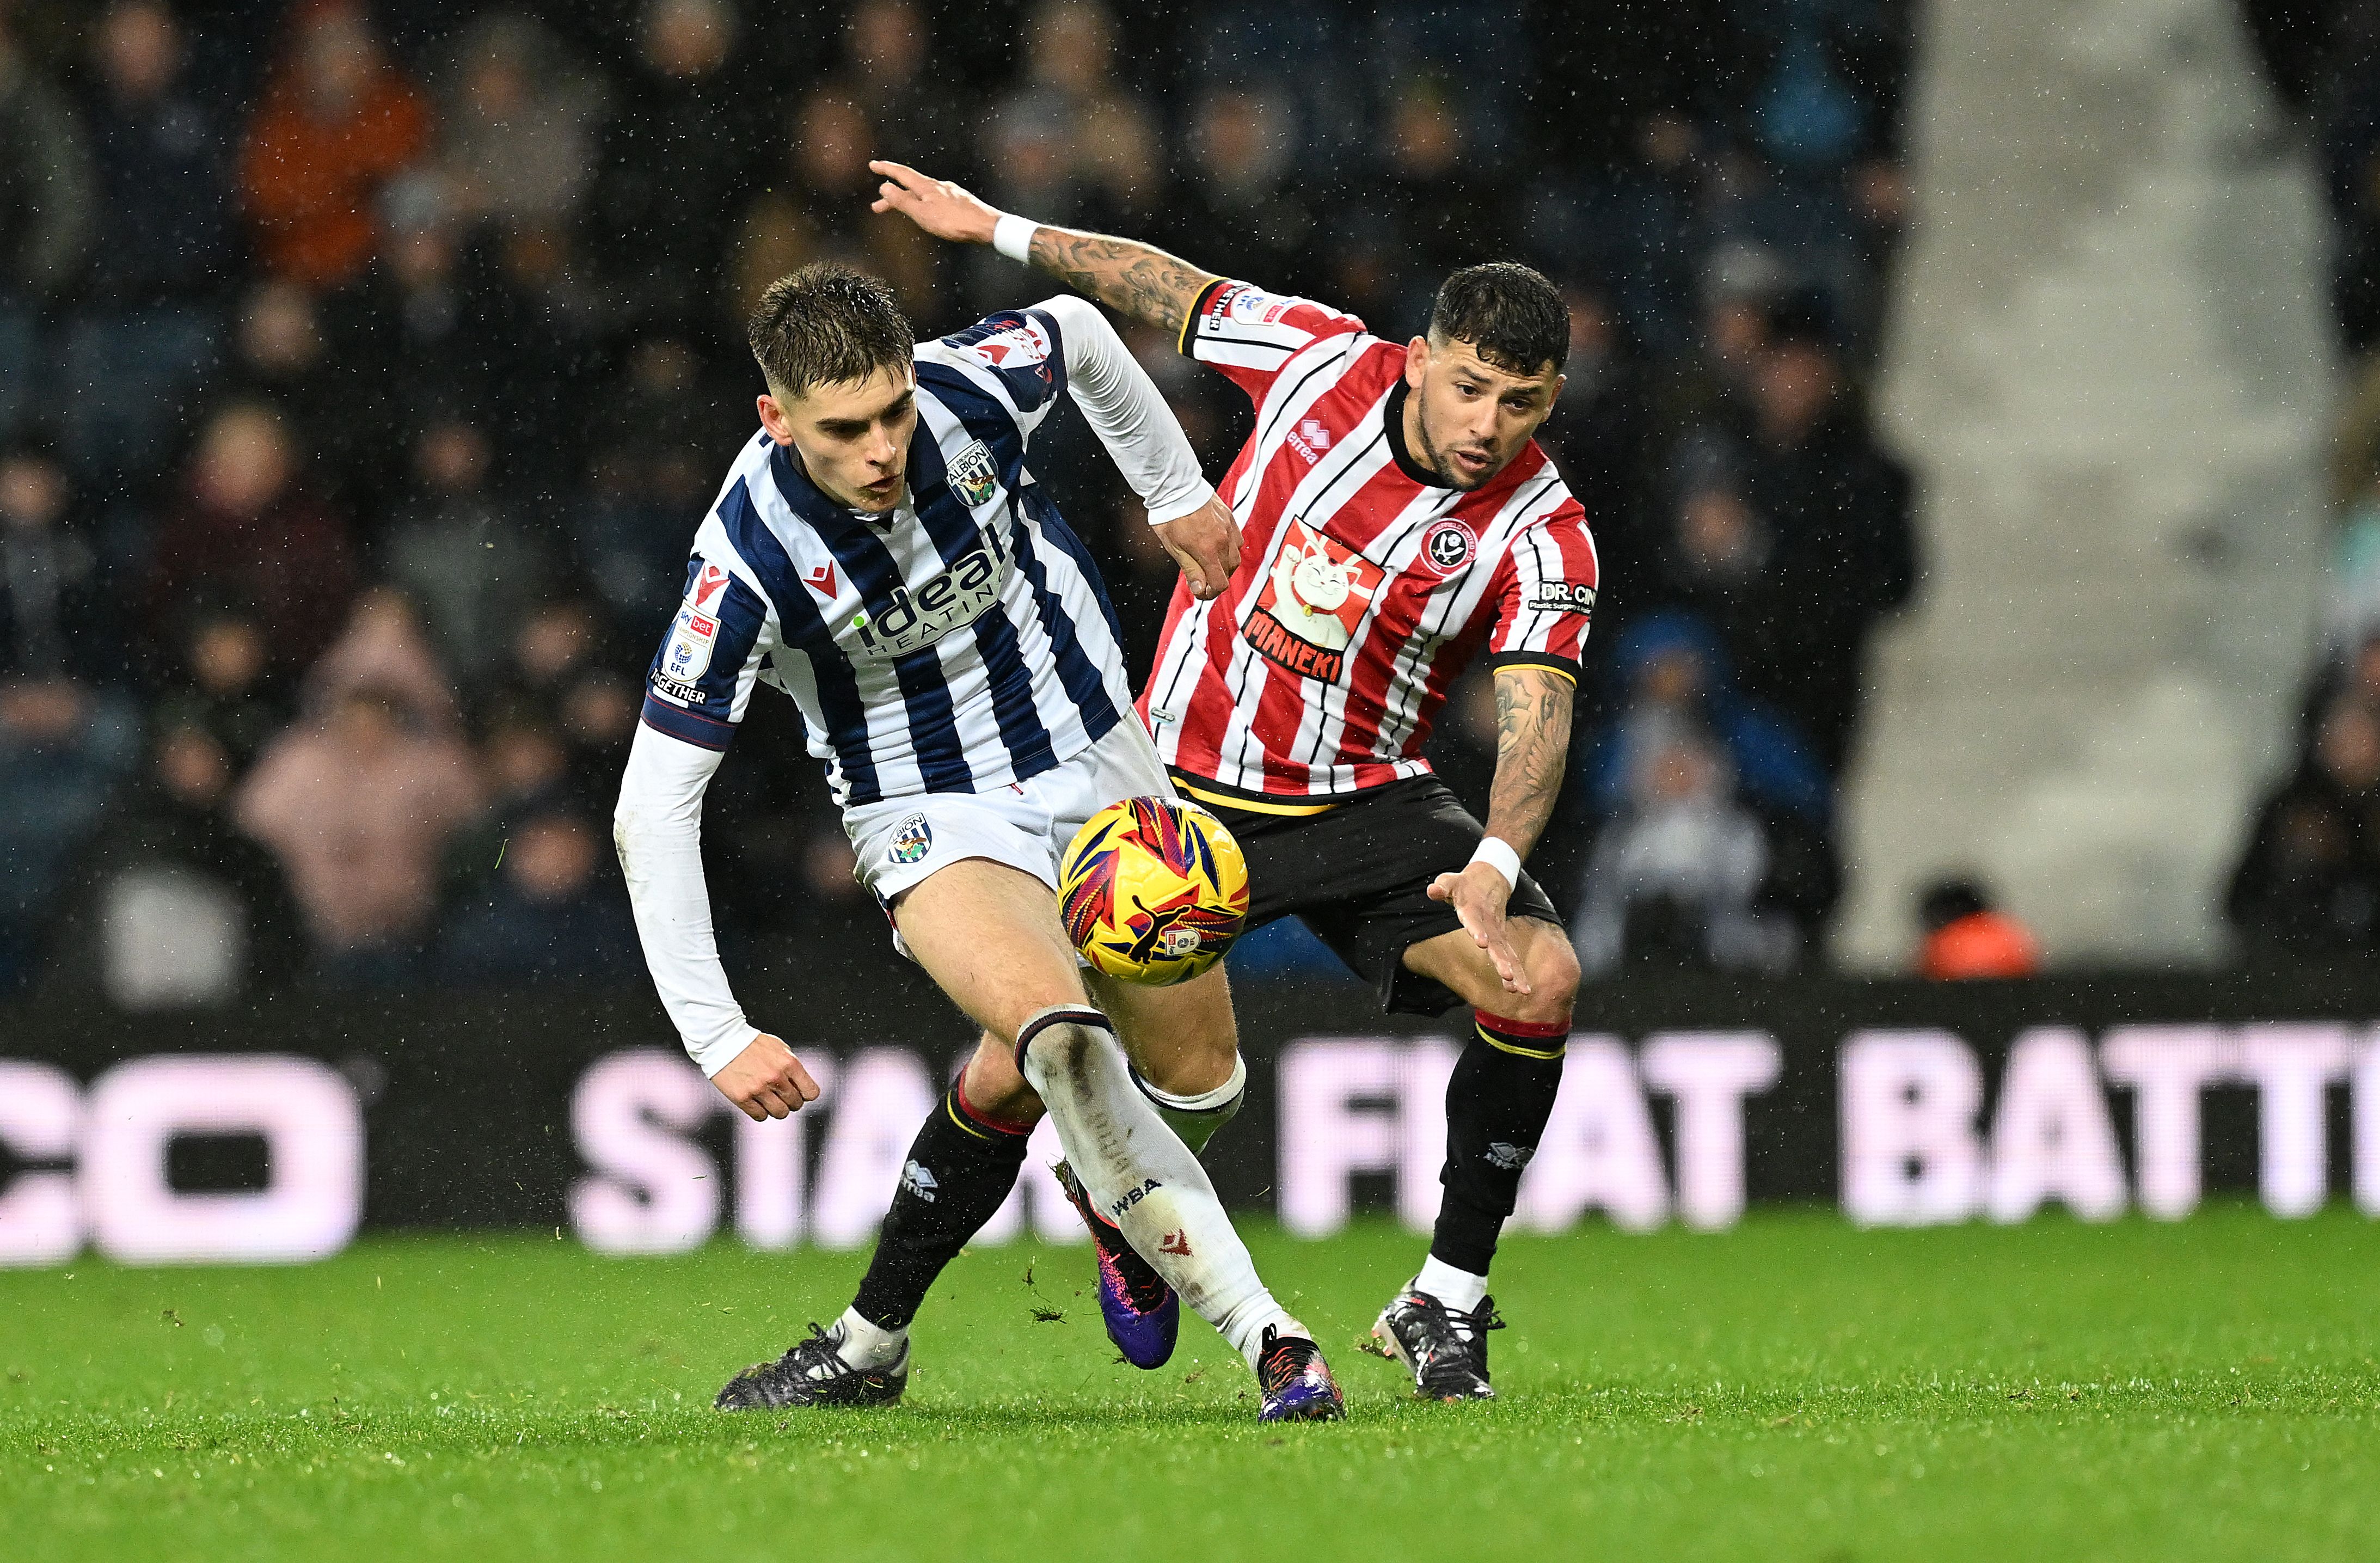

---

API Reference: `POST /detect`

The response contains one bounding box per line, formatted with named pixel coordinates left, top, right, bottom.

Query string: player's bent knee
left=1508, top=930, right=1580, bottom=1026
left=1540, top=934, right=1581, bottom=1002
left=1136, top=1034, right=1242, bottom=1098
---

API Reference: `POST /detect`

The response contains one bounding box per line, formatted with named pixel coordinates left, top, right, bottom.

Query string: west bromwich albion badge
left=949, top=440, right=998, bottom=508
left=888, top=813, right=934, bottom=865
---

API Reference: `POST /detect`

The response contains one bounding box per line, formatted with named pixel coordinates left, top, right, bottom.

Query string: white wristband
left=1469, top=837, right=1522, bottom=891
left=992, top=213, right=1039, bottom=263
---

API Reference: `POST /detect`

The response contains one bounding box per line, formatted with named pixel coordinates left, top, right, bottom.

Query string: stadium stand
left=0, top=0, right=1929, bottom=996
left=1838, top=0, right=2336, bottom=969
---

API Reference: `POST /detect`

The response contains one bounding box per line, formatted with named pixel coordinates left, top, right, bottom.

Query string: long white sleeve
left=614, top=721, right=754, bottom=1076
left=1038, top=293, right=1217, bottom=524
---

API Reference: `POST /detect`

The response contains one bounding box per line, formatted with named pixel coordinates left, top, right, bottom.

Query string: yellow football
left=1058, top=795, right=1250, bottom=985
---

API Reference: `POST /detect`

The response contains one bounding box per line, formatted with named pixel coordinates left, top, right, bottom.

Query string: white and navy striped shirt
left=618, top=297, right=1216, bottom=1072
left=638, top=308, right=1136, bottom=808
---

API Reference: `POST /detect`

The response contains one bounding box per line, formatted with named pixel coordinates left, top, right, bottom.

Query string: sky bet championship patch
left=663, top=602, right=719, bottom=684
left=887, top=813, right=934, bottom=866
left=660, top=561, right=730, bottom=685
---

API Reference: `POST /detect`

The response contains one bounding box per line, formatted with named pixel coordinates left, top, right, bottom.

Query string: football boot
left=1372, top=1288, right=1504, bottom=1401
left=1053, top=1158, right=1180, bottom=1369
left=714, top=1321, right=908, bottom=1411
left=1255, top=1327, right=1346, bottom=1422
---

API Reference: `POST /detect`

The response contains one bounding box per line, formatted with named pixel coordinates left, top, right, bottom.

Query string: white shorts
left=844, top=717, right=1178, bottom=929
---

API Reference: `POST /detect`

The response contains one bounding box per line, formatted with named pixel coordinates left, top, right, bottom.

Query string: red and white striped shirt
left=1139, top=279, right=1598, bottom=808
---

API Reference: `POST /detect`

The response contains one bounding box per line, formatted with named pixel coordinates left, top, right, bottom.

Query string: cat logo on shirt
left=949, top=440, right=998, bottom=508
left=1243, top=518, right=1383, bottom=683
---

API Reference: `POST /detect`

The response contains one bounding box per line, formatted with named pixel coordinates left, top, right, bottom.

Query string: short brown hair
left=745, top=262, right=915, bottom=397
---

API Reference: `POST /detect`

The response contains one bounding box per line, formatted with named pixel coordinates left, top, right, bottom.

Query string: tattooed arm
left=868, top=159, right=1217, bottom=333
left=1425, top=664, right=1577, bottom=994
left=1021, top=228, right=1212, bottom=336
left=1481, top=664, right=1576, bottom=862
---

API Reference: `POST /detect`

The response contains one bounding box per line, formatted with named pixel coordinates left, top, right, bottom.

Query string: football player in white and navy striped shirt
left=875, top=162, right=1599, bottom=1405
left=615, top=264, right=1344, bottom=1421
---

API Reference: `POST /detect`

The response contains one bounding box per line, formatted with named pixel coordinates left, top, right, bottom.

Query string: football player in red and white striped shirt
left=876, top=162, right=1593, bottom=1403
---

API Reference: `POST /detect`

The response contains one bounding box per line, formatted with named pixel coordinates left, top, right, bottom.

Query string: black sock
left=851, top=1086, right=1032, bottom=1331
left=1431, top=1011, right=1569, bottom=1276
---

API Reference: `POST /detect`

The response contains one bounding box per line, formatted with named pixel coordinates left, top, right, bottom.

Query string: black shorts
left=1183, top=773, right=1566, bottom=1017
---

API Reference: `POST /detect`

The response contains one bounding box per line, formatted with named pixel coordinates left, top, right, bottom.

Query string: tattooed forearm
left=1028, top=228, right=1217, bottom=334
left=1485, top=666, right=1575, bottom=859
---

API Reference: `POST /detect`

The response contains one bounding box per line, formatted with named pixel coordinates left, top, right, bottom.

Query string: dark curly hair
left=1428, top=262, right=1570, bottom=377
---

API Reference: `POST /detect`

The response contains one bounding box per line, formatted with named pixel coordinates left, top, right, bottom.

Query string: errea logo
left=1285, top=418, right=1333, bottom=465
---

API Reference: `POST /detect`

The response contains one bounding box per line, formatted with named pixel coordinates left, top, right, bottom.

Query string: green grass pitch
left=4, top=1204, right=2375, bottom=1561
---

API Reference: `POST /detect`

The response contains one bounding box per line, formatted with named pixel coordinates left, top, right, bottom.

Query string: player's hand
left=713, top=1033, right=822, bottom=1122
left=1156, top=493, right=1242, bottom=600
left=1427, top=863, right=1532, bottom=997
left=869, top=161, right=1001, bottom=246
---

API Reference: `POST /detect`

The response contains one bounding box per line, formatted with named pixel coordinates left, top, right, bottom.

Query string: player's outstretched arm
left=615, top=722, right=821, bottom=1120
left=1033, top=293, right=1241, bottom=597
left=1427, top=664, right=1578, bottom=995
left=869, top=159, right=1216, bottom=334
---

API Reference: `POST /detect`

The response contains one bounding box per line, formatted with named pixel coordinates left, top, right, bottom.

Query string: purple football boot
left=1054, top=1159, right=1179, bottom=1369
left=1255, top=1327, right=1346, bottom=1422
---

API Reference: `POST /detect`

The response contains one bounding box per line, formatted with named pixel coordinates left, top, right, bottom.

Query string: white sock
left=1017, top=1007, right=1299, bottom=1370
left=1413, top=1255, right=1489, bottom=1315
left=1133, top=1054, right=1248, bottom=1157
left=829, top=1306, right=908, bottom=1372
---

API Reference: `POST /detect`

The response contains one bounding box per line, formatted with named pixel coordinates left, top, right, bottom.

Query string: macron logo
left=1285, top=418, right=1333, bottom=465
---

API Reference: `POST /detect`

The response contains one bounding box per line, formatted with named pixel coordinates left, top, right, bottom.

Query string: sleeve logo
left=970, top=316, right=1050, bottom=366
left=1527, top=581, right=1597, bottom=616
left=1199, top=283, right=1249, bottom=335
left=948, top=439, right=999, bottom=508
left=1226, top=287, right=1279, bottom=324
left=663, top=603, right=720, bottom=683
left=1243, top=517, right=1384, bottom=683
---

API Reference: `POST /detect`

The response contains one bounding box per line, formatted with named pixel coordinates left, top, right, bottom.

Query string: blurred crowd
left=2229, top=1, right=2380, bottom=963
left=0, top=0, right=1923, bottom=1006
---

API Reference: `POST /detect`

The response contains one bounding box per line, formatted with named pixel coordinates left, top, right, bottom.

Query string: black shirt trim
left=1486, top=649, right=1582, bottom=684
left=1382, top=379, right=1453, bottom=489
left=1177, top=277, right=1232, bottom=356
